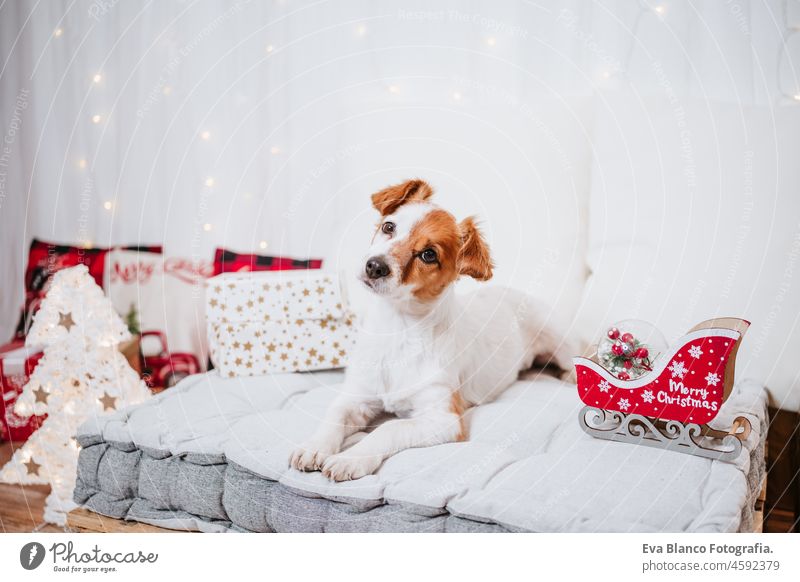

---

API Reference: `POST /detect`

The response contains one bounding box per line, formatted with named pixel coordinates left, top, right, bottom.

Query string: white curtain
left=1, top=0, right=796, bottom=340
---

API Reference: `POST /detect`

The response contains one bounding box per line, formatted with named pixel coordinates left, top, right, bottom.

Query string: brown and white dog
left=289, top=179, right=573, bottom=481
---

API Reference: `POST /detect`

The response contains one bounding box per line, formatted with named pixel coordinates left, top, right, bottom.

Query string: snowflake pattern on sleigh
left=574, top=318, right=750, bottom=425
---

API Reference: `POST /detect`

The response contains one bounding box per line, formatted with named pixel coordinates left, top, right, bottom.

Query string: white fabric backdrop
left=1, top=0, right=798, bottom=402
left=577, top=93, right=800, bottom=411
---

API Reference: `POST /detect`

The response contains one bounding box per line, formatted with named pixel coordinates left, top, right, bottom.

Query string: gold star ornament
left=98, top=392, right=117, bottom=410
left=57, top=311, right=75, bottom=331
left=33, top=386, right=49, bottom=404
left=24, top=457, right=41, bottom=476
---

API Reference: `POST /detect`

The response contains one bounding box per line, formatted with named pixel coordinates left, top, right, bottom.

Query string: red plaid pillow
left=212, top=248, right=323, bottom=276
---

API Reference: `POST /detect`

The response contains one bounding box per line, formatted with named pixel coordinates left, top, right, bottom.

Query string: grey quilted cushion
left=73, top=370, right=767, bottom=532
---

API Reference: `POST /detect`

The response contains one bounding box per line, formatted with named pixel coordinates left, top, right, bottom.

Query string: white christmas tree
left=0, top=264, right=151, bottom=525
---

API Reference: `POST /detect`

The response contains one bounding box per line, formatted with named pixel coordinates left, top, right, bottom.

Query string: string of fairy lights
left=50, top=3, right=797, bottom=248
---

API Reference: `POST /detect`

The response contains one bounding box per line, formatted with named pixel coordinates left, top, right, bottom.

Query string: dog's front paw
left=289, top=442, right=338, bottom=472
left=321, top=452, right=382, bottom=482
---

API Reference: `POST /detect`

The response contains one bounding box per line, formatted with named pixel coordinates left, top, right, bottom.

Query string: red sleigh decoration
left=574, top=318, right=752, bottom=461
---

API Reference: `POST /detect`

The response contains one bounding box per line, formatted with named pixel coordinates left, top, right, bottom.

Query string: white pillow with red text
left=104, top=250, right=213, bottom=367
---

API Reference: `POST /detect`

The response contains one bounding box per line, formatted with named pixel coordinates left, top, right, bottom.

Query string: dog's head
left=360, top=179, right=493, bottom=303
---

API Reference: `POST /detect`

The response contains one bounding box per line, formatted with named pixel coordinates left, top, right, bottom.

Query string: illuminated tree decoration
left=0, top=265, right=151, bottom=525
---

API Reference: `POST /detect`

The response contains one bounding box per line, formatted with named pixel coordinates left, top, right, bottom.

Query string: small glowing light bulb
left=103, top=200, right=113, bottom=210
left=91, top=114, right=102, bottom=124
left=93, top=73, right=102, bottom=84
left=388, top=85, right=399, bottom=94
left=266, top=44, right=274, bottom=53
left=602, top=70, right=611, bottom=79
left=356, top=24, right=367, bottom=36
left=486, top=37, right=496, bottom=47
left=205, top=177, right=215, bottom=187
left=54, top=28, right=63, bottom=38
left=259, top=240, right=268, bottom=250
left=200, top=130, right=211, bottom=140
left=270, top=146, right=281, bottom=155
left=242, top=192, right=253, bottom=201
left=203, top=223, right=212, bottom=232
left=162, top=85, right=172, bottom=96
left=654, top=5, right=665, bottom=15
left=452, top=91, right=462, bottom=101
left=78, top=159, right=87, bottom=169
left=793, top=93, right=800, bottom=102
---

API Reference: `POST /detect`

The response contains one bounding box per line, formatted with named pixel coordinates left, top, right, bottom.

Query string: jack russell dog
left=289, top=179, right=574, bottom=481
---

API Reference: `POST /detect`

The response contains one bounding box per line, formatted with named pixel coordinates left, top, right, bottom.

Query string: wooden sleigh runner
left=573, top=318, right=752, bottom=461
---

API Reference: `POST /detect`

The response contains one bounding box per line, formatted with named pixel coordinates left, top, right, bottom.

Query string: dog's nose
left=365, top=257, right=391, bottom=280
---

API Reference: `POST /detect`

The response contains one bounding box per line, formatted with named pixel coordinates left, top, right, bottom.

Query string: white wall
left=1, top=0, right=798, bottom=405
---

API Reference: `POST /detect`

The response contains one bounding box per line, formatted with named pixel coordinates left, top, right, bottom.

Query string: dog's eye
left=419, top=248, right=438, bottom=264
left=381, top=222, right=395, bottom=235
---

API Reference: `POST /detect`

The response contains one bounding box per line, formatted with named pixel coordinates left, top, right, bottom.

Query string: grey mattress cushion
left=73, top=370, right=767, bottom=532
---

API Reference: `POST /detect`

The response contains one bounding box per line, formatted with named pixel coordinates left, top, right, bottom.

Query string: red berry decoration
left=598, top=320, right=666, bottom=381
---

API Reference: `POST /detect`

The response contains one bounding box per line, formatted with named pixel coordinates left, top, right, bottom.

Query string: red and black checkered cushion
left=14, top=239, right=162, bottom=338
left=212, top=248, right=323, bottom=276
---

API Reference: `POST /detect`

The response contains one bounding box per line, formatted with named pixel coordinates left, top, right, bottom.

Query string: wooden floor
left=0, top=440, right=65, bottom=532
left=66, top=507, right=177, bottom=533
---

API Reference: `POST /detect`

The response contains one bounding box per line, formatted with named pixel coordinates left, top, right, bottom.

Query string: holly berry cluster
left=600, top=327, right=653, bottom=381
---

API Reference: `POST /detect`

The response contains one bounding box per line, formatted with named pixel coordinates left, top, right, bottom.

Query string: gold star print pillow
left=205, top=271, right=356, bottom=377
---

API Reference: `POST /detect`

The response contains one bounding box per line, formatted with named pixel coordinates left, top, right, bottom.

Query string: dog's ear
left=371, top=179, right=434, bottom=216
left=458, top=217, right=493, bottom=281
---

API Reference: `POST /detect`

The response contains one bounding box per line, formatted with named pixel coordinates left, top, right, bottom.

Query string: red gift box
left=0, top=341, right=46, bottom=442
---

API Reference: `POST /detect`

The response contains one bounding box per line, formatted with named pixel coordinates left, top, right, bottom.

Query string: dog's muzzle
left=365, top=256, right=391, bottom=280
